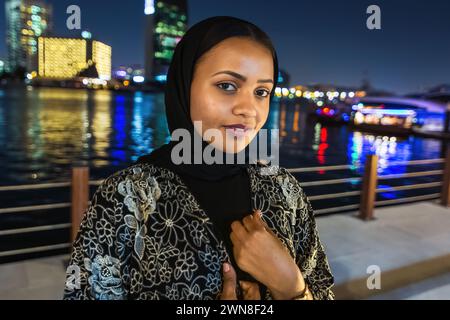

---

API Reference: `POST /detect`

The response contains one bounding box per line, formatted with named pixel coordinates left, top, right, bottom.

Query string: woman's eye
left=217, top=83, right=237, bottom=92
left=256, top=89, right=269, bottom=98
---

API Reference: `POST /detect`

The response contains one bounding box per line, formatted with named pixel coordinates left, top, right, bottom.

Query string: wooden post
left=444, top=103, right=450, bottom=134
left=440, top=150, right=450, bottom=207
left=71, top=167, right=89, bottom=243
left=359, top=154, right=378, bottom=220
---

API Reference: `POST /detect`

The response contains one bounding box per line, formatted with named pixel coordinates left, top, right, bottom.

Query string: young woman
left=63, top=16, right=334, bottom=300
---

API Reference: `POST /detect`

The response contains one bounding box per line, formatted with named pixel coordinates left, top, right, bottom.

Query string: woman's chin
left=222, top=141, right=249, bottom=155
left=204, top=139, right=246, bottom=154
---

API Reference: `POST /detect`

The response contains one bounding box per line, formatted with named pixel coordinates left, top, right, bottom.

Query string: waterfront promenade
left=0, top=200, right=449, bottom=300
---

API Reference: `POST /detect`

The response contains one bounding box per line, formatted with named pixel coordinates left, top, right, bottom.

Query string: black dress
left=178, top=166, right=267, bottom=297
left=63, top=163, right=335, bottom=300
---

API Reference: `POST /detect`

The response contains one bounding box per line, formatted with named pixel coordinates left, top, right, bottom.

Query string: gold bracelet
left=291, top=284, right=310, bottom=300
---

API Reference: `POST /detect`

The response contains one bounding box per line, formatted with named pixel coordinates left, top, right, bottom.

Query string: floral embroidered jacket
left=63, top=163, right=335, bottom=300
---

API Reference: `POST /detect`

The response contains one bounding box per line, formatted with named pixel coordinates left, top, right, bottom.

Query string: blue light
left=81, top=31, right=92, bottom=39
left=342, top=114, right=349, bottom=122
left=115, top=95, right=125, bottom=103
left=360, top=108, right=416, bottom=116
left=377, top=184, right=398, bottom=200
left=116, top=70, right=127, bottom=77
left=112, top=95, right=127, bottom=164
left=155, top=74, right=167, bottom=82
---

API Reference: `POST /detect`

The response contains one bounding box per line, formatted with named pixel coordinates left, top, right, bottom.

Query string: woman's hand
left=230, top=211, right=307, bottom=300
left=219, top=263, right=261, bottom=300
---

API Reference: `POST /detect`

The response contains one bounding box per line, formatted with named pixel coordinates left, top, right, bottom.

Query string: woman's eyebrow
left=212, top=70, right=273, bottom=84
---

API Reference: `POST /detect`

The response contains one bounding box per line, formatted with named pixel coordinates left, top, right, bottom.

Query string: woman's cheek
left=258, top=105, right=270, bottom=127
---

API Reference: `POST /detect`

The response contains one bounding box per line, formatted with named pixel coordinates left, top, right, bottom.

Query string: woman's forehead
left=197, top=38, right=274, bottom=79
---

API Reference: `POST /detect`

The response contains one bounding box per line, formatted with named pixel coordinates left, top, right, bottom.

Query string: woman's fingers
left=253, top=210, right=276, bottom=237
left=230, top=231, right=238, bottom=245
left=242, top=209, right=264, bottom=233
left=230, top=220, right=247, bottom=242
left=219, top=263, right=262, bottom=300
left=240, top=281, right=261, bottom=300
left=241, top=215, right=253, bottom=232
left=220, top=263, right=237, bottom=300
left=231, top=211, right=273, bottom=248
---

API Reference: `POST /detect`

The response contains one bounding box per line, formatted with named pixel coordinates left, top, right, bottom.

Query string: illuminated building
left=38, top=36, right=112, bottom=80
left=5, top=0, right=53, bottom=73
left=144, top=0, right=188, bottom=82
left=92, top=41, right=112, bottom=80
left=0, top=60, right=4, bottom=75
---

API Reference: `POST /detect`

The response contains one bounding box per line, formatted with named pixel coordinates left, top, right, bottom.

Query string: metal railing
left=0, top=152, right=449, bottom=259
left=289, top=156, right=447, bottom=218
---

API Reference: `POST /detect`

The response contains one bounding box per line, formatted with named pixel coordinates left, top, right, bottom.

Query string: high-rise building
left=144, top=0, right=187, bottom=82
left=92, top=40, right=112, bottom=80
left=5, top=0, right=53, bottom=73
left=38, top=36, right=112, bottom=80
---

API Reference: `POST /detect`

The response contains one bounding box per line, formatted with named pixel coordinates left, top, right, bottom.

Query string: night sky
left=1, top=0, right=449, bottom=94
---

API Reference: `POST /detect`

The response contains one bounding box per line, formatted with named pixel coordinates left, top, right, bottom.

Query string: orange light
left=123, top=80, right=129, bottom=86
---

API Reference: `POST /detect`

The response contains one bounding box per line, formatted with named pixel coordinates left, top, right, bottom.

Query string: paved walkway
left=0, top=254, right=67, bottom=300
left=0, top=200, right=449, bottom=299
left=318, top=200, right=450, bottom=299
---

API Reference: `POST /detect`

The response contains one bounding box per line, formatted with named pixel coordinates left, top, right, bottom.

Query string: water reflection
left=348, top=132, right=408, bottom=175
left=1, top=88, right=447, bottom=263
left=0, top=87, right=447, bottom=185
left=91, top=91, right=112, bottom=164
left=112, top=94, right=127, bottom=165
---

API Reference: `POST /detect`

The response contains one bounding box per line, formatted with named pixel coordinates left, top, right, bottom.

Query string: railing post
left=71, top=167, right=89, bottom=243
left=440, top=150, right=450, bottom=207
left=358, top=154, right=378, bottom=220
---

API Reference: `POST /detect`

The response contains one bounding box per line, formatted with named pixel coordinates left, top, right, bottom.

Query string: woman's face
left=190, top=37, right=274, bottom=154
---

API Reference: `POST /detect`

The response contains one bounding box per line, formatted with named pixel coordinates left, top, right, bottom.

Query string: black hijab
left=136, top=16, right=279, bottom=180
left=137, top=16, right=279, bottom=295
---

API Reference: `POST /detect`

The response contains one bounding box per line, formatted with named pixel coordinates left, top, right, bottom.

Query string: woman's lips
left=223, top=124, right=253, bottom=138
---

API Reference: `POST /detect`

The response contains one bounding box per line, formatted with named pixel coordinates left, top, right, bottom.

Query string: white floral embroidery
left=85, top=255, right=124, bottom=300
left=277, top=175, right=302, bottom=226
left=64, top=163, right=334, bottom=300
left=118, top=167, right=161, bottom=260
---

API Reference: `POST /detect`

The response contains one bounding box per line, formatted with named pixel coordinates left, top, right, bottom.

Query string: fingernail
left=223, top=263, right=230, bottom=273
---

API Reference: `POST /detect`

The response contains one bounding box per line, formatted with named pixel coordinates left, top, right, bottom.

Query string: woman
left=63, top=16, right=334, bottom=300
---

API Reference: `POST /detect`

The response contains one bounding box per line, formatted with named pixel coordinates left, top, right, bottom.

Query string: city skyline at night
left=5, top=0, right=53, bottom=72
left=1, top=0, right=450, bottom=94
left=144, top=0, right=187, bottom=81
left=1, top=2, right=450, bottom=301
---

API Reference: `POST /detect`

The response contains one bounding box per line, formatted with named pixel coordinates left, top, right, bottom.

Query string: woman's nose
left=232, top=93, right=258, bottom=118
